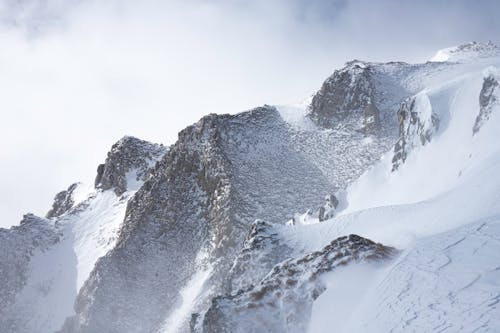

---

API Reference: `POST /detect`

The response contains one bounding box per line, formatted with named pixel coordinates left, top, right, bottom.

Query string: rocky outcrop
left=225, top=220, right=293, bottom=294
left=94, top=136, right=167, bottom=195
left=392, top=93, right=439, bottom=171
left=308, top=61, right=378, bottom=130
left=287, top=194, right=339, bottom=225
left=473, top=69, right=499, bottom=134
left=306, top=60, right=417, bottom=136
left=198, top=235, right=397, bottom=333
left=46, top=183, right=79, bottom=218
left=60, top=107, right=339, bottom=333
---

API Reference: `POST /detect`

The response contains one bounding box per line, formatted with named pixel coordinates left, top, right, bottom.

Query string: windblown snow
left=304, top=45, right=500, bottom=332
left=2, top=42, right=500, bottom=333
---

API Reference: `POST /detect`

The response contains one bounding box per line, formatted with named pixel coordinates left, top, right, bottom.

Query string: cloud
left=0, top=0, right=499, bottom=227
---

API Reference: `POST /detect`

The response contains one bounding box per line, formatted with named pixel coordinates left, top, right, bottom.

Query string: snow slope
left=0, top=187, right=133, bottom=333
left=0, top=137, right=166, bottom=333
left=304, top=49, right=500, bottom=332
left=2, top=43, right=500, bottom=333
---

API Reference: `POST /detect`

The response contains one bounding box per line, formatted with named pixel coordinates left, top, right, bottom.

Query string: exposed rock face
left=473, top=70, right=499, bottom=134
left=308, top=61, right=378, bottom=129
left=0, top=136, right=166, bottom=333
left=0, top=214, right=60, bottom=332
left=225, top=220, right=293, bottom=294
left=287, top=194, right=340, bottom=225
left=5, top=46, right=499, bottom=333
left=46, top=183, right=79, bottom=218
left=199, top=235, right=397, bottom=333
left=94, top=136, right=167, bottom=195
left=318, top=194, right=339, bottom=222
left=61, top=107, right=340, bottom=333
left=307, top=60, right=416, bottom=136
left=392, top=93, right=440, bottom=171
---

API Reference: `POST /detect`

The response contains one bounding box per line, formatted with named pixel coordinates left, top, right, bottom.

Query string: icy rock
left=61, top=106, right=342, bottom=333
left=46, top=183, right=79, bottom=218
left=225, top=220, right=293, bottom=293
left=308, top=61, right=379, bottom=130
left=318, top=194, right=339, bottom=222
left=94, top=136, right=167, bottom=195
left=392, top=93, right=439, bottom=171
left=199, top=235, right=396, bottom=333
left=473, top=69, right=500, bottom=134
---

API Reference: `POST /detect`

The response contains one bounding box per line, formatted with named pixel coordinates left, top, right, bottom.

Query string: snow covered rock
left=473, top=67, right=500, bottom=134
left=4, top=42, right=500, bottom=333
left=94, top=135, right=167, bottom=195
left=392, top=93, right=439, bottom=171
left=0, top=214, right=60, bottom=331
left=198, top=235, right=396, bottom=333
left=308, top=61, right=379, bottom=130
left=306, top=60, right=420, bottom=136
left=46, top=183, right=80, bottom=218
left=430, top=41, right=500, bottom=63
left=225, top=220, right=293, bottom=293
left=61, top=107, right=341, bottom=333
left=0, top=136, right=165, bottom=333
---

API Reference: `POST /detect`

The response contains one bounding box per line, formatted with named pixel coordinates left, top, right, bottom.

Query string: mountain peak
left=94, top=136, right=167, bottom=195
left=430, top=41, right=500, bottom=62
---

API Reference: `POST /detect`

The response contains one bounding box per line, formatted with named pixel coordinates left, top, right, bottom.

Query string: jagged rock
left=287, top=194, right=339, bottom=225
left=46, top=183, right=79, bottom=218
left=318, top=194, right=339, bottom=222
left=3, top=43, right=500, bottom=333
left=0, top=135, right=166, bottom=333
left=94, top=136, right=167, bottom=195
left=392, top=94, right=440, bottom=171
left=225, top=220, right=293, bottom=293
left=199, top=235, right=397, bottom=333
left=308, top=61, right=378, bottom=129
left=60, top=107, right=340, bottom=333
left=306, top=60, right=417, bottom=136
left=473, top=69, right=499, bottom=134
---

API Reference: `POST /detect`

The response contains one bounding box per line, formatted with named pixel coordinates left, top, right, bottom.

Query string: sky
left=1, top=0, right=499, bottom=227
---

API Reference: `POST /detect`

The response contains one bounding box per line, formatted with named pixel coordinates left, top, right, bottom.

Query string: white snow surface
left=5, top=188, right=132, bottom=333
left=302, top=54, right=500, bottom=331
left=430, top=41, right=500, bottom=63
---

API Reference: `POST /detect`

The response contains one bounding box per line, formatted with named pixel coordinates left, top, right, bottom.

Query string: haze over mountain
left=2, top=0, right=500, bottom=227
left=1, top=40, right=500, bottom=332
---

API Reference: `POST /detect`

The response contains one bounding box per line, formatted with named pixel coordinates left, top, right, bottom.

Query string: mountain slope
left=0, top=137, right=167, bottom=333
left=1, top=42, right=500, bottom=333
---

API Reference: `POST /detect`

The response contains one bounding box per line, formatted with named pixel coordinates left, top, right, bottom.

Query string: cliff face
left=307, top=60, right=420, bottom=136
left=0, top=137, right=167, bottom=333
left=58, top=61, right=425, bottom=333
left=94, top=136, right=167, bottom=195
left=58, top=81, right=410, bottom=332
left=61, top=107, right=345, bottom=333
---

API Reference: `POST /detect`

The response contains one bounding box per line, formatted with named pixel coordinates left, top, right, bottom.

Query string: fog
left=1, top=0, right=499, bottom=227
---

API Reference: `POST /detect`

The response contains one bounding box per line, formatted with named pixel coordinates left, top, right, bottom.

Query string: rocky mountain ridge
left=2, top=41, right=500, bottom=333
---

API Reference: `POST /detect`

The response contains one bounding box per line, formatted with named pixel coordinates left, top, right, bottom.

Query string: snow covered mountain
left=2, top=41, right=500, bottom=333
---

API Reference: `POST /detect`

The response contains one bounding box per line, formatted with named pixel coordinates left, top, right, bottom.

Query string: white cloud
left=0, top=0, right=499, bottom=227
